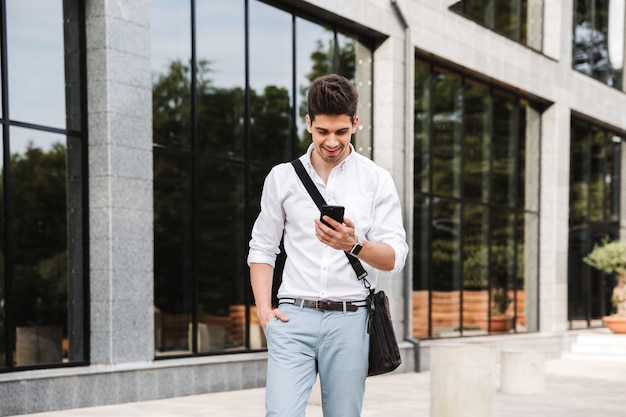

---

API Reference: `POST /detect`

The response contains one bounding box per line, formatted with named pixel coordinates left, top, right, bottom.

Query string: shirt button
left=320, top=292, right=327, bottom=298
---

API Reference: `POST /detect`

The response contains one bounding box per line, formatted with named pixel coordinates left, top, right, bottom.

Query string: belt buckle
left=315, top=300, right=321, bottom=310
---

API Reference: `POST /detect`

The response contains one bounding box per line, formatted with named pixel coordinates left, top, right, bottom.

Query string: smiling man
left=248, top=74, right=408, bottom=417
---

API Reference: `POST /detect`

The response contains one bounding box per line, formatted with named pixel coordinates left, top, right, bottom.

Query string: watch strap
left=349, top=240, right=363, bottom=256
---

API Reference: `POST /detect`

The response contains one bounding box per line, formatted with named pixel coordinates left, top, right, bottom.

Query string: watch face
left=352, top=243, right=363, bottom=255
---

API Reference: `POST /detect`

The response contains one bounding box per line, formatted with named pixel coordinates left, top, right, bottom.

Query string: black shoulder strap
left=291, top=158, right=326, bottom=208
left=290, top=159, right=369, bottom=283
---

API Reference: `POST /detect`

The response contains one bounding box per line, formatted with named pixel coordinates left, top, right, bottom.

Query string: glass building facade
left=573, top=0, right=626, bottom=91
left=150, top=0, right=378, bottom=357
left=0, top=0, right=87, bottom=371
left=568, top=117, right=623, bottom=328
left=450, top=0, right=545, bottom=51
left=412, top=58, right=542, bottom=338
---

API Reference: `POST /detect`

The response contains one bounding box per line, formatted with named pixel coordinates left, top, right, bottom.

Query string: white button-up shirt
left=247, top=144, right=408, bottom=301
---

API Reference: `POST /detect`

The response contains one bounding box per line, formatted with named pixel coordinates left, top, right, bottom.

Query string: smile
left=323, top=146, right=341, bottom=155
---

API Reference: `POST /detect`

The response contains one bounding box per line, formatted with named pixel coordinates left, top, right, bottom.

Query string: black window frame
left=151, top=0, right=385, bottom=359
left=0, top=0, right=90, bottom=372
left=568, top=113, right=624, bottom=328
left=412, top=51, right=548, bottom=339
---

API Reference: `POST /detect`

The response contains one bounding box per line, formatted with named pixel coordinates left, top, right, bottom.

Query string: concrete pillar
left=86, top=0, right=154, bottom=364
left=373, top=32, right=410, bottom=337
left=430, top=344, right=494, bottom=417
left=500, top=350, right=545, bottom=395
left=539, top=103, right=571, bottom=333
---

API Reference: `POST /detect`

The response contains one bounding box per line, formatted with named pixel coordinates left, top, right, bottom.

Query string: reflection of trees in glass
left=492, top=94, right=517, bottom=207
left=570, top=121, right=590, bottom=220
left=250, top=85, right=291, bottom=164
left=589, top=130, right=612, bottom=222
left=463, top=82, right=490, bottom=201
left=153, top=152, right=191, bottom=316
left=152, top=27, right=361, bottom=336
left=573, top=0, right=621, bottom=89
left=573, top=21, right=614, bottom=85
left=463, top=204, right=489, bottom=288
left=153, top=60, right=192, bottom=149
left=413, top=195, right=430, bottom=292
left=415, top=62, right=431, bottom=194
left=568, top=119, right=623, bottom=324
left=432, top=72, right=462, bottom=198
left=450, top=0, right=532, bottom=48
left=494, top=0, right=520, bottom=39
left=297, top=37, right=356, bottom=154
left=463, top=204, right=524, bottom=316
left=569, top=120, right=622, bottom=224
left=196, top=159, right=245, bottom=317
left=151, top=58, right=299, bottom=320
left=490, top=209, right=516, bottom=314
left=414, top=62, right=535, bottom=330
left=431, top=200, right=461, bottom=291
left=153, top=60, right=246, bottom=156
left=8, top=144, right=68, bottom=328
left=310, top=38, right=356, bottom=81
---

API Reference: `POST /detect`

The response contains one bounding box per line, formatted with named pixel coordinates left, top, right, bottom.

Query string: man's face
left=306, top=113, right=358, bottom=166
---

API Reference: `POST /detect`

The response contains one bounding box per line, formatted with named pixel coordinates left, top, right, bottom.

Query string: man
left=247, top=74, right=408, bottom=417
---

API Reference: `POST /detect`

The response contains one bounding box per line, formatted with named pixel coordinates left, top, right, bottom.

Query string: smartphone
left=320, top=205, right=344, bottom=229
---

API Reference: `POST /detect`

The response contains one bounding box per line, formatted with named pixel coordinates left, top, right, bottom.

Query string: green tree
left=152, top=59, right=293, bottom=321
left=297, top=37, right=357, bottom=154
left=8, top=143, right=68, bottom=327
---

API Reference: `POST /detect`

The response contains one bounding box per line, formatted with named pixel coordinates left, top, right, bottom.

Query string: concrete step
left=571, top=343, right=626, bottom=355
left=576, top=332, right=626, bottom=346
left=564, top=330, right=626, bottom=362
left=562, top=352, right=626, bottom=363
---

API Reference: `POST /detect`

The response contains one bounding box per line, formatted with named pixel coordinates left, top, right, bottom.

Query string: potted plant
left=583, top=238, right=626, bottom=333
left=464, top=246, right=514, bottom=332
left=471, top=285, right=513, bottom=332
left=473, top=284, right=514, bottom=332
left=484, top=242, right=515, bottom=332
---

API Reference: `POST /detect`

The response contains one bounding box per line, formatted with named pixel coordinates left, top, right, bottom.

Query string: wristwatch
left=349, top=238, right=363, bottom=256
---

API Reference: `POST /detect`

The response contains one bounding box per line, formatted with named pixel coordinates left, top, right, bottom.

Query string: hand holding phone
left=320, top=205, right=344, bottom=229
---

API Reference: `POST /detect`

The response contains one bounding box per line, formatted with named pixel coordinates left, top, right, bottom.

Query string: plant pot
left=474, top=315, right=514, bottom=332
left=602, top=315, right=626, bottom=334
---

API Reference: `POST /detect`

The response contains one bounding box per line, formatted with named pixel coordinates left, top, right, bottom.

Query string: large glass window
left=0, top=0, right=87, bottom=371
left=413, top=58, right=541, bottom=339
left=450, top=0, right=544, bottom=51
left=574, top=0, right=626, bottom=91
left=151, top=0, right=377, bottom=357
left=568, top=118, right=622, bottom=329
left=432, top=69, right=463, bottom=199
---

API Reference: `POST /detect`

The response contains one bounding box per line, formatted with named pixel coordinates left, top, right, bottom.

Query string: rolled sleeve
left=366, top=173, right=408, bottom=274
left=247, top=168, right=285, bottom=268
left=387, top=239, right=409, bottom=274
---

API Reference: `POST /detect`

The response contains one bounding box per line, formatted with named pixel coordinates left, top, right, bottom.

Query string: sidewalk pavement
left=11, top=356, right=626, bottom=417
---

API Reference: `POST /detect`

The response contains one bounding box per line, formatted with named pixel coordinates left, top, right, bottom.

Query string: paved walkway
left=12, top=355, right=626, bottom=417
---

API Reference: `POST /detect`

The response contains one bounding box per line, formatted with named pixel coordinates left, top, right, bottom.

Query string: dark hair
left=307, top=74, right=358, bottom=122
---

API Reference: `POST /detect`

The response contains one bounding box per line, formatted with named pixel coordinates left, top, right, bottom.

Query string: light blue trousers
left=265, top=303, right=370, bottom=417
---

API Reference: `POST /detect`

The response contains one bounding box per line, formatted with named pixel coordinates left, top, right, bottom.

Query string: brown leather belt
left=279, top=298, right=367, bottom=312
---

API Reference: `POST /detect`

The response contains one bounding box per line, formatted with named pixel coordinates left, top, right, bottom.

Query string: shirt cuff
left=386, top=241, right=408, bottom=274
left=247, top=252, right=277, bottom=268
